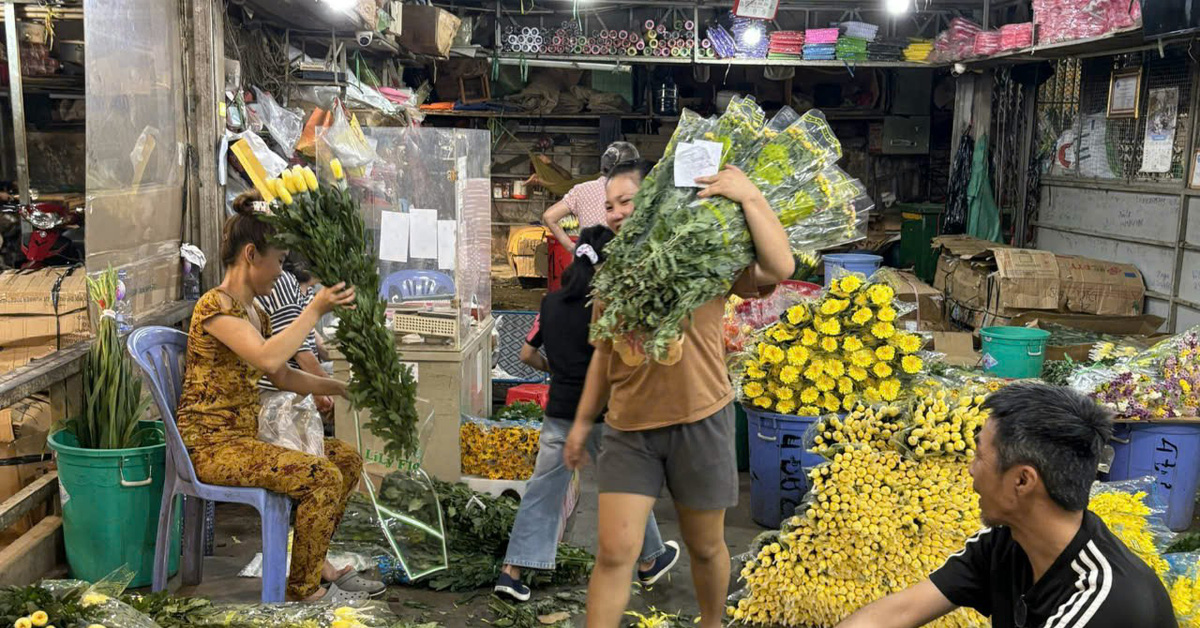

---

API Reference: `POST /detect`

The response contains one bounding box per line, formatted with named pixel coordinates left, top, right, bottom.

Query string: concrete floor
left=167, top=468, right=765, bottom=626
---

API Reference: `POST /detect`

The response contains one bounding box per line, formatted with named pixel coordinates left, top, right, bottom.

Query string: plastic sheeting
left=84, top=0, right=186, bottom=319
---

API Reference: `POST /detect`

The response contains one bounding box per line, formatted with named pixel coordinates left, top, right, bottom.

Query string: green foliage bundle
left=63, top=267, right=152, bottom=449
left=265, top=165, right=419, bottom=460
left=591, top=96, right=870, bottom=364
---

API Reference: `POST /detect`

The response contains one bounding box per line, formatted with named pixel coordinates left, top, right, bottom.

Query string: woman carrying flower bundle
left=175, top=191, right=383, bottom=604
left=565, top=166, right=795, bottom=628
left=496, top=198, right=679, bottom=601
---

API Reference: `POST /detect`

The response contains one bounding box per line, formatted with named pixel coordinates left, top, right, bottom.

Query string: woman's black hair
left=221, top=190, right=277, bottom=268
left=284, top=253, right=313, bottom=284
left=555, top=225, right=616, bottom=303
left=605, top=159, right=650, bottom=183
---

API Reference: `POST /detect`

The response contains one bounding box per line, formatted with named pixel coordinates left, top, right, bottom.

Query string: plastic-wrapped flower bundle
left=591, top=95, right=872, bottom=364
left=1088, top=478, right=1172, bottom=579
left=735, top=275, right=928, bottom=416
left=1074, top=326, right=1200, bottom=420
left=728, top=389, right=989, bottom=627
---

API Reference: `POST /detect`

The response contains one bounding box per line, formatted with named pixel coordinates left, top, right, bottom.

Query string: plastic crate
left=493, top=310, right=546, bottom=383
left=506, top=383, right=550, bottom=409
left=392, top=312, right=458, bottom=338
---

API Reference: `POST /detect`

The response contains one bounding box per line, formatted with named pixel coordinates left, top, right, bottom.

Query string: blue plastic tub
left=745, top=407, right=826, bottom=528
left=1104, top=423, right=1200, bottom=531
left=823, top=253, right=883, bottom=286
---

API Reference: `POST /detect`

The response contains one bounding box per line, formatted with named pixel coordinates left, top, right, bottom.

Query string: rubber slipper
left=329, top=570, right=387, bottom=597
left=313, top=583, right=370, bottom=607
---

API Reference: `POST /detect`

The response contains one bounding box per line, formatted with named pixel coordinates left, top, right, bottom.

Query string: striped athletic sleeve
left=255, top=272, right=317, bottom=391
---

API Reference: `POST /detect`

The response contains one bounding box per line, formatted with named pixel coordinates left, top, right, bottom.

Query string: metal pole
left=5, top=2, right=29, bottom=205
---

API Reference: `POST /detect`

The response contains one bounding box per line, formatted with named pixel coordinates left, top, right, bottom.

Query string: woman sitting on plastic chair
left=175, top=192, right=384, bottom=605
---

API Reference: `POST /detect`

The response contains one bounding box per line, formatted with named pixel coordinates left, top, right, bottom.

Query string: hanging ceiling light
left=323, top=0, right=358, bottom=13
left=885, top=0, right=910, bottom=14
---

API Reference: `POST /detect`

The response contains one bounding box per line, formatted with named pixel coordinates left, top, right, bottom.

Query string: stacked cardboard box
left=932, top=235, right=1145, bottom=330
left=876, top=268, right=947, bottom=332
left=0, top=267, right=90, bottom=374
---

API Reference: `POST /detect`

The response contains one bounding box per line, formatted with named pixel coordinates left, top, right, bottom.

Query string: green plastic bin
left=47, top=421, right=180, bottom=587
left=980, top=326, right=1050, bottom=379
left=898, top=204, right=942, bottom=283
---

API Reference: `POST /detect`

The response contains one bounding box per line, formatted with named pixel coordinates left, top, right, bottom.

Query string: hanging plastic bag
left=251, top=86, right=304, bottom=156
left=258, top=391, right=326, bottom=458
left=316, top=102, right=379, bottom=169
left=296, top=106, right=333, bottom=158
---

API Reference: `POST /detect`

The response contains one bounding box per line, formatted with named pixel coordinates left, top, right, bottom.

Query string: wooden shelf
left=421, top=110, right=673, bottom=120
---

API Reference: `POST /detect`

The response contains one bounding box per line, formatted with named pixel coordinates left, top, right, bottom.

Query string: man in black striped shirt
left=836, top=384, right=1177, bottom=628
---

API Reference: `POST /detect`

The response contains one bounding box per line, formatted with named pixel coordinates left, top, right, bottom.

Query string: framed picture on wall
left=1107, top=67, right=1143, bottom=118
left=1189, top=149, right=1200, bottom=189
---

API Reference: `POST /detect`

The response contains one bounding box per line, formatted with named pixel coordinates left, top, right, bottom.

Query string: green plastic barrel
left=735, top=404, right=749, bottom=472
left=47, top=421, right=179, bottom=587
left=980, top=327, right=1050, bottom=379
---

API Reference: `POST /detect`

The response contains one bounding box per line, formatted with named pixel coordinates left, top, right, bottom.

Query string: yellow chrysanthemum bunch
left=731, top=393, right=989, bottom=627
left=736, top=276, right=931, bottom=416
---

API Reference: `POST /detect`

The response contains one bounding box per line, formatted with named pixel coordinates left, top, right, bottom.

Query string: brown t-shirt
left=595, top=271, right=772, bottom=432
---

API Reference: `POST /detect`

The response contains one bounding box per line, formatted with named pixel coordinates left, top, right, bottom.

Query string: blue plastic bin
left=1103, top=422, right=1200, bottom=531
left=823, top=254, right=883, bottom=286
left=745, top=407, right=826, bottom=528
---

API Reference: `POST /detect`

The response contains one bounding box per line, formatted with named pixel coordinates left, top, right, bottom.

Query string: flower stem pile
left=264, top=162, right=419, bottom=460
left=729, top=390, right=988, bottom=627
left=591, top=95, right=871, bottom=364
left=738, top=275, right=927, bottom=416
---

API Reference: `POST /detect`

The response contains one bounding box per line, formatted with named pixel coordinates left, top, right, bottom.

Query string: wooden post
left=182, top=0, right=226, bottom=290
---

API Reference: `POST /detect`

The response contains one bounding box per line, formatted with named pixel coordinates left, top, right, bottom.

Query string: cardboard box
left=0, top=267, right=87, bottom=316
left=933, top=331, right=979, bottom=367
left=1056, top=256, right=1146, bottom=316
left=0, top=310, right=90, bottom=348
left=398, top=6, right=461, bottom=57
left=932, top=235, right=1147, bottom=330
left=0, top=395, right=53, bottom=536
left=1008, top=312, right=1164, bottom=362
left=876, top=268, right=946, bottom=331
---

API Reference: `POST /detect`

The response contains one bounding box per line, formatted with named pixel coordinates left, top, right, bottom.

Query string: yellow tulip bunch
left=729, top=390, right=989, bottom=627
left=739, top=275, right=927, bottom=416
left=264, top=164, right=321, bottom=206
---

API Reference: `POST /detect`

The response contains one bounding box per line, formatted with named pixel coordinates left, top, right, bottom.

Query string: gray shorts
left=597, top=403, right=738, bottom=511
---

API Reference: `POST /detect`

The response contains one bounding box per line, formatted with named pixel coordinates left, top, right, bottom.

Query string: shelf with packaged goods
left=696, top=57, right=939, bottom=68
left=421, top=110, right=678, bottom=120
left=961, top=27, right=1187, bottom=68
left=498, top=53, right=695, bottom=65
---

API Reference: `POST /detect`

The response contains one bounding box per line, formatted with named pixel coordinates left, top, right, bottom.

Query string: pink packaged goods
left=1034, top=0, right=1142, bottom=44
left=972, top=30, right=1002, bottom=56
left=999, top=22, right=1033, bottom=50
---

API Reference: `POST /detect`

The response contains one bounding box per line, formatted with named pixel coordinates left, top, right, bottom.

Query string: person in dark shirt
left=836, top=383, right=1177, bottom=628
left=494, top=209, right=679, bottom=603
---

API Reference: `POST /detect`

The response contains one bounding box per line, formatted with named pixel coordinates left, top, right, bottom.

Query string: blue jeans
left=503, top=418, right=667, bottom=570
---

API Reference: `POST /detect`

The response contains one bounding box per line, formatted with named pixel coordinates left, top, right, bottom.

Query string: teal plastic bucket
left=823, top=254, right=883, bottom=286
left=47, top=421, right=179, bottom=587
left=980, top=326, right=1050, bottom=379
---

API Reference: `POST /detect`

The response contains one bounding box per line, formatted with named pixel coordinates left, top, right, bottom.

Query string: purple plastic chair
left=379, top=269, right=455, bottom=303
left=127, top=326, right=292, bottom=603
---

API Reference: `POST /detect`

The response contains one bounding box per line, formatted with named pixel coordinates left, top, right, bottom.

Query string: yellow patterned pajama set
left=176, top=289, right=363, bottom=599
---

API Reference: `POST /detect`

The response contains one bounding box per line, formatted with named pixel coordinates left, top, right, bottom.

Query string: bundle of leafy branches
left=494, top=401, right=543, bottom=423
left=264, top=164, right=418, bottom=459
left=0, top=585, right=88, bottom=627
left=333, top=474, right=593, bottom=592
left=591, top=96, right=864, bottom=364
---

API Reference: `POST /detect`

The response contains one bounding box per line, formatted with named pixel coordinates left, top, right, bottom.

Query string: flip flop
left=327, top=570, right=387, bottom=597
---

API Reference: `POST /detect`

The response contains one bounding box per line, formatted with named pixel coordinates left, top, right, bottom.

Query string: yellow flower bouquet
left=737, top=275, right=929, bottom=416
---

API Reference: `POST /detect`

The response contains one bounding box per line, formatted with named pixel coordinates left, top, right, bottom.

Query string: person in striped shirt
left=256, top=257, right=333, bottom=416
left=835, top=383, right=1176, bottom=628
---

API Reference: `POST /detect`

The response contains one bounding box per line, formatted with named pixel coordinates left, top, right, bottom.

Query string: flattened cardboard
left=0, top=268, right=87, bottom=316
left=1009, top=312, right=1164, bottom=361
left=931, top=234, right=1012, bottom=260
left=934, top=331, right=979, bottom=367
left=1056, top=255, right=1146, bottom=316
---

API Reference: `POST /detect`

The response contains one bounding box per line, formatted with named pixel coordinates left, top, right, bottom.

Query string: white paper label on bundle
left=674, top=140, right=723, bottom=188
